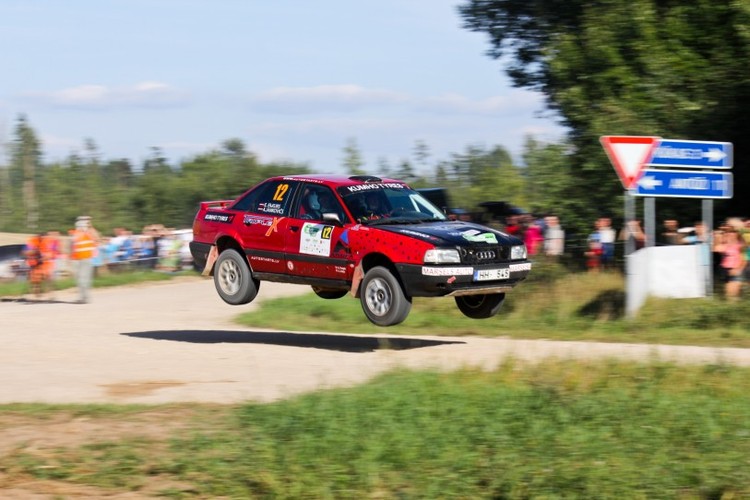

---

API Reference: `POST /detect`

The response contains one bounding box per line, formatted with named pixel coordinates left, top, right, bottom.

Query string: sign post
left=600, top=136, right=660, bottom=189
left=600, top=135, right=733, bottom=317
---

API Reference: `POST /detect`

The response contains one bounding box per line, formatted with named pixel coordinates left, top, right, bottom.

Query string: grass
left=2, top=361, right=750, bottom=498
left=236, top=260, right=750, bottom=347
left=2, top=262, right=750, bottom=497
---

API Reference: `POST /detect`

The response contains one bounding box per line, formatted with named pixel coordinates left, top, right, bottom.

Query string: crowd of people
left=586, top=215, right=749, bottom=300
left=473, top=211, right=748, bottom=301
left=20, top=217, right=193, bottom=302
left=16, top=211, right=750, bottom=303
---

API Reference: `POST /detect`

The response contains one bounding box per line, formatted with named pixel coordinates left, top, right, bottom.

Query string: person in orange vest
left=24, top=233, right=46, bottom=297
left=70, top=216, right=98, bottom=303
left=40, top=230, right=60, bottom=291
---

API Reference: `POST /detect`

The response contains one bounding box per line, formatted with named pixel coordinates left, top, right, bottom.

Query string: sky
left=0, top=0, right=566, bottom=174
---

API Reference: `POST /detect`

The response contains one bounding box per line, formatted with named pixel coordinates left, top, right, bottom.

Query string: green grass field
left=3, top=361, right=750, bottom=498
left=2, top=264, right=750, bottom=497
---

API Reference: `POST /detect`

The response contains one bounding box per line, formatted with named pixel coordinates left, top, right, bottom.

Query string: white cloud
left=417, top=90, right=546, bottom=116
left=251, top=84, right=408, bottom=114
left=22, top=81, right=191, bottom=110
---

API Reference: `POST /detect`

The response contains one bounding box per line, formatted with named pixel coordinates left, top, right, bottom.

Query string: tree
left=447, top=144, right=526, bottom=211
left=460, top=0, right=750, bottom=220
left=9, top=115, right=42, bottom=230
left=412, top=140, right=431, bottom=177
left=342, top=137, right=365, bottom=176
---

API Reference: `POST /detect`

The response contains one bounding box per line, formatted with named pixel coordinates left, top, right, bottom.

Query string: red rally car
left=190, top=174, right=532, bottom=327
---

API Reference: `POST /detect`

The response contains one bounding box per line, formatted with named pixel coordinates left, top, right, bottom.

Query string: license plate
left=473, top=268, right=510, bottom=281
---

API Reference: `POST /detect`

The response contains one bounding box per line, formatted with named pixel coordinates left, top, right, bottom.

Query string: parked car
left=191, top=175, right=531, bottom=326
left=0, top=244, right=27, bottom=281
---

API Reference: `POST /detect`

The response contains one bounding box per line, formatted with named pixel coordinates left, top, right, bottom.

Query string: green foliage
left=0, top=124, right=310, bottom=234
left=5, top=363, right=750, bottom=497
left=460, top=0, right=750, bottom=225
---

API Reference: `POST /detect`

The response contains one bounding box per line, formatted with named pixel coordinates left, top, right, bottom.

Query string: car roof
left=275, top=174, right=407, bottom=189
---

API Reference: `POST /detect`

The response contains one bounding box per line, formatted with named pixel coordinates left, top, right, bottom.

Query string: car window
left=232, top=180, right=297, bottom=215
left=295, top=184, right=346, bottom=222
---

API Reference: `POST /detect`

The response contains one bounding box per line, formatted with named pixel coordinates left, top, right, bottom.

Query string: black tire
left=455, top=293, right=505, bottom=319
left=213, top=249, right=260, bottom=305
left=360, top=266, right=412, bottom=326
left=312, top=286, right=348, bottom=299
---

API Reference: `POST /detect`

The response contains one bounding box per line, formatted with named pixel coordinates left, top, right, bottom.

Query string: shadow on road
left=1, top=297, right=77, bottom=305
left=122, top=330, right=464, bottom=353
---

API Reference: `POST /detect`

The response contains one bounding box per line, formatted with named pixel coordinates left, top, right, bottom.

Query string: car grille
left=458, top=246, right=510, bottom=264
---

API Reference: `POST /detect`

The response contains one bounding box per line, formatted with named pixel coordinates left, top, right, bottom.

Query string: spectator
left=543, top=215, right=565, bottom=258
left=713, top=225, right=746, bottom=301
left=585, top=222, right=603, bottom=273
left=522, top=214, right=544, bottom=256
left=619, top=219, right=646, bottom=253
left=660, top=219, right=682, bottom=245
left=70, top=216, right=99, bottom=304
left=24, top=233, right=46, bottom=297
left=598, top=217, right=616, bottom=269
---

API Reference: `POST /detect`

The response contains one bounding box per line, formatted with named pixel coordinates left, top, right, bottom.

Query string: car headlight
left=511, top=245, right=527, bottom=260
left=424, top=248, right=461, bottom=264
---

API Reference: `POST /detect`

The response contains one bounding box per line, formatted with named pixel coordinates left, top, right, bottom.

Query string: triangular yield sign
left=600, top=136, right=661, bottom=189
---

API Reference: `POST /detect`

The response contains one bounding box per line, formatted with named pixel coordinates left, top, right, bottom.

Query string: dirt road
left=2, top=276, right=750, bottom=405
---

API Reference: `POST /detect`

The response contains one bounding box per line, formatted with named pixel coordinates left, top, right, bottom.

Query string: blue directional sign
left=633, top=169, right=733, bottom=199
left=648, top=139, right=733, bottom=169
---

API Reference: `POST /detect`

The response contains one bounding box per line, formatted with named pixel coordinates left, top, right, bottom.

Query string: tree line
left=0, top=115, right=544, bottom=237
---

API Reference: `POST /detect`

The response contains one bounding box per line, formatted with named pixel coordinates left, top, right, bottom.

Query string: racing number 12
left=273, top=183, right=289, bottom=201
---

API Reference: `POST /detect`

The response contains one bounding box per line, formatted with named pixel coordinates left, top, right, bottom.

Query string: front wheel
left=360, top=266, right=412, bottom=326
left=455, top=293, right=505, bottom=319
left=213, top=249, right=260, bottom=305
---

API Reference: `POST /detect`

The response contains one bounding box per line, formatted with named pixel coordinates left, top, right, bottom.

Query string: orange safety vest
left=71, top=229, right=96, bottom=260
left=25, top=235, right=43, bottom=268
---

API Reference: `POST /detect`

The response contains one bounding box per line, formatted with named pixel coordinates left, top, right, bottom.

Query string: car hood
left=377, top=221, right=522, bottom=246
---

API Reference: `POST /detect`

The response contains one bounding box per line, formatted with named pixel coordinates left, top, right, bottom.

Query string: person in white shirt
left=543, top=215, right=565, bottom=258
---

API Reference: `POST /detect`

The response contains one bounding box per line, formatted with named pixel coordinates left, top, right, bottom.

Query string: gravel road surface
left=2, top=276, right=750, bottom=405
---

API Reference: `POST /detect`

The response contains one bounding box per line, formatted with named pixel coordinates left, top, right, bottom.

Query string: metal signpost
left=600, top=136, right=734, bottom=316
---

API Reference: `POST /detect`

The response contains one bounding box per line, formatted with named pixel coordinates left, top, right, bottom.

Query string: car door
left=285, top=183, right=353, bottom=281
left=233, top=179, right=299, bottom=275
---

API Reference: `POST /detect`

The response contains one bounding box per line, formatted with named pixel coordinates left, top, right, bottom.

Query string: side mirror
left=322, top=212, right=343, bottom=226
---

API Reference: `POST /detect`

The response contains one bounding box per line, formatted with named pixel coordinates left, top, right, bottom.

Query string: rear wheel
left=214, top=249, right=259, bottom=305
left=455, top=293, right=505, bottom=319
left=312, top=286, right=347, bottom=299
left=360, top=266, right=411, bottom=326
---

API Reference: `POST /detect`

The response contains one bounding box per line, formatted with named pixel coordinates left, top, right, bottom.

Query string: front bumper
left=396, top=261, right=531, bottom=297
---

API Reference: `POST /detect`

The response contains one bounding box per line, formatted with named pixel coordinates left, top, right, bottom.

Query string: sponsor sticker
left=421, top=266, right=474, bottom=276
left=204, top=212, right=234, bottom=223
left=244, top=215, right=273, bottom=226
left=461, top=229, right=498, bottom=244
left=300, top=223, right=334, bottom=256
left=345, top=183, right=407, bottom=193
left=509, top=262, right=532, bottom=272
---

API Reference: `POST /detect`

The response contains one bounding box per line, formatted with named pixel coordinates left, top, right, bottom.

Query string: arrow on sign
left=600, top=136, right=660, bottom=189
left=704, top=148, right=727, bottom=162
left=648, top=139, right=733, bottom=169
left=636, top=174, right=663, bottom=190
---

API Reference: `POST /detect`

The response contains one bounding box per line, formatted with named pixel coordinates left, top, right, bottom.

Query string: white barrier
left=626, top=244, right=709, bottom=316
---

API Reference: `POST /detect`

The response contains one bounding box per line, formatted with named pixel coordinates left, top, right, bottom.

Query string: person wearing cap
left=70, top=216, right=99, bottom=303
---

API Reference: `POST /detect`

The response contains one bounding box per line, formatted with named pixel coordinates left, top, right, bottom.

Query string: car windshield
left=338, top=185, right=448, bottom=224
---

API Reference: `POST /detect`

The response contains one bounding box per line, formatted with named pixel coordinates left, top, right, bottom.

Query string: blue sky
left=0, top=0, right=566, bottom=173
